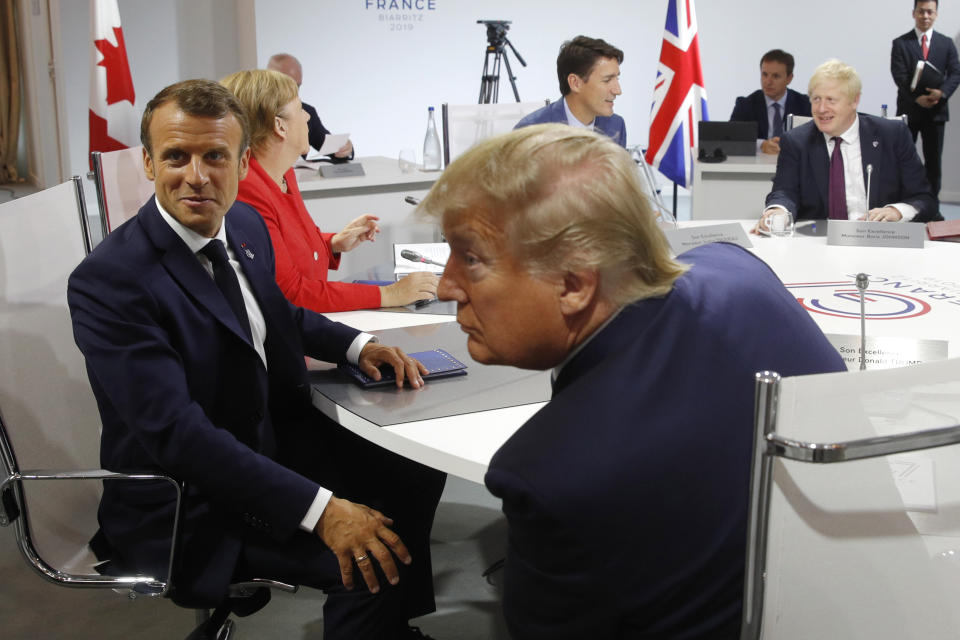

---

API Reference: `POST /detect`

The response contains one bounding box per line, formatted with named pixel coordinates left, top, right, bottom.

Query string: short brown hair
left=761, top=49, right=796, bottom=76
left=220, top=69, right=299, bottom=154
left=557, top=36, right=624, bottom=96
left=140, top=79, right=250, bottom=157
left=419, top=124, right=687, bottom=306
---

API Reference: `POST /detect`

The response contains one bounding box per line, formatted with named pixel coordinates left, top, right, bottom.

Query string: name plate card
left=663, top=223, right=753, bottom=254
left=319, top=162, right=366, bottom=178
left=826, top=334, right=948, bottom=370
left=827, top=220, right=924, bottom=248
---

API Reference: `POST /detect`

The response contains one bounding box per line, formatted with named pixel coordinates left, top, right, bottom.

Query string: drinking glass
left=399, top=149, right=417, bottom=173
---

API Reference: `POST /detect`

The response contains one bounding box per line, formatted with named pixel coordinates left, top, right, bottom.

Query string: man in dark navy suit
left=421, top=123, right=845, bottom=639
left=730, top=49, right=812, bottom=155
left=890, top=0, right=960, bottom=197
left=68, top=80, right=443, bottom=640
left=759, top=59, right=938, bottom=232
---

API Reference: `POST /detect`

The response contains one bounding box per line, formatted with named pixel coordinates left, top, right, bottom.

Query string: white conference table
left=312, top=221, right=960, bottom=484
left=294, top=156, right=442, bottom=276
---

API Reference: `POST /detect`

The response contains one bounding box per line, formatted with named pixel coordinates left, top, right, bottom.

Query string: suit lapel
left=139, top=201, right=255, bottom=348
left=807, top=126, right=830, bottom=211
left=754, top=93, right=768, bottom=139
left=859, top=117, right=882, bottom=209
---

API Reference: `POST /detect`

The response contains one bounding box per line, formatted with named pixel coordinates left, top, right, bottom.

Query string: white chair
left=742, top=360, right=960, bottom=639
left=0, top=181, right=294, bottom=639
left=784, top=114, right=813, bottom=131
left=441, top=100, right=548, bottom=166
left=91, top=146, right=155, bottom=236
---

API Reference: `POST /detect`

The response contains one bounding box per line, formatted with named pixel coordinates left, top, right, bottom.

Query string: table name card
left=663, top=223, right=753, bottom=254
left=827, top=220, right=924, bottom=248
left=319, top=162, right=366, bottom=178
left=825, top=334, right=948, bottom=370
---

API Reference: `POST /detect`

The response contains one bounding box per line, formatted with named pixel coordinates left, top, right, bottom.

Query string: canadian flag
left=89, top=0, right=137, bottom=168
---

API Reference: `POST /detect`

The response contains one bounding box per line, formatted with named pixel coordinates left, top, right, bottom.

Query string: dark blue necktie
left=200, top=240, right=252, bottom=340
left=772, top=103, right=783, bottom=137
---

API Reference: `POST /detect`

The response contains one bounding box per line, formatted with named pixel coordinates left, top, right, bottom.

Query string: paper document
left=305, top=133, right=351, bottom=159
left=394, top=243, right=449, bottom=275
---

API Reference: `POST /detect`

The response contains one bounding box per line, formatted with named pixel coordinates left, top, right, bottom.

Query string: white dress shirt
left=563, top=96, right=596, bottom=129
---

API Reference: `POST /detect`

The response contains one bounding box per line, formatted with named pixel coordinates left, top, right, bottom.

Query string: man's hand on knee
left=315, top=496, right=412, bottom=593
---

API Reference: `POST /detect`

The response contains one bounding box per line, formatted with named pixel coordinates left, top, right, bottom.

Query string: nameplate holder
left=825, top=334, right=948, bottom=370
left=827, top=220, right=924, bottom=248
left=663, top=223, right=753, bottom=254
left=319, top=162, right=366, bottom=178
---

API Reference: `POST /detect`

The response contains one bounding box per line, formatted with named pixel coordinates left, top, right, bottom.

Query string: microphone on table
left=856, top=273, right=869, bottom=371
left=404, top=196, right=421, bottom=206
left=400, top=249, right=446, bottom=268
left=865, top=164, right=873, bottom=211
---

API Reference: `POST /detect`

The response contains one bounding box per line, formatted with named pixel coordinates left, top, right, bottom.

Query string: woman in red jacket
left=221, top=69, right=437, bottom=312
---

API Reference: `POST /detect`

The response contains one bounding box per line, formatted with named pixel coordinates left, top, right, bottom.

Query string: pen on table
left=415, top=298, right=437, bottom=309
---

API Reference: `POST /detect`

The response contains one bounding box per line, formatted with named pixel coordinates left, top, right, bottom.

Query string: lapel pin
left=240, top=242, right=254, bottom=260
left=873, top=141, right=879, bottom=147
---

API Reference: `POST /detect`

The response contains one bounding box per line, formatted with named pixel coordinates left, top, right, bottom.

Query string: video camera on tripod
left=476, top=19, right=525, bottom=103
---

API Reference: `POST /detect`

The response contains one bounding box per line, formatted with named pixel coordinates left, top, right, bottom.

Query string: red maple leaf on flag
left=94, top=26, right=135, bottom=106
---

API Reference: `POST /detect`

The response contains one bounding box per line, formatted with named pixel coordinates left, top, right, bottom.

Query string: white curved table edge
left=311, top=387, right=545, bottom=484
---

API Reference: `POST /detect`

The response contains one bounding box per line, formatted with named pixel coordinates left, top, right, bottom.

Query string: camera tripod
left=477, top=20, right=526, bottom=104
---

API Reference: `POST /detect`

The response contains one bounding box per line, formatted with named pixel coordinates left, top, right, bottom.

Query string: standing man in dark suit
left=759, top=59, right=938, bottom=232
left=68, top=80, right=444, bottom=640
left=891, top=0, right=960, bottom=198
left=514, top=36, right=627, bottom=147
left=267, top=53, right=355, bottom=163
left=730, top=49, right=812, bottom=155
left=419, top=123, right=845, bottom=639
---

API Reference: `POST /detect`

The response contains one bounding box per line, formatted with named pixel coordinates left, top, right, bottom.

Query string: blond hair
left=419, top=124, right=688, bottom=306
left=219, top=69, right=299, bottom=154
left=808, top=59, right=862, bottom=101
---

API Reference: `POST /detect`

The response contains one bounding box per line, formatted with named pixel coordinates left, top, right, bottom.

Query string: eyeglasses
left=915, top=8, right=937, bottom=16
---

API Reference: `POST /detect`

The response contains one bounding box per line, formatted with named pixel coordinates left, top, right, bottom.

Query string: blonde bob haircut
left=808, top=59, right=862, bottom=101
left=419, top=123, right=688, bottom=306
left=220, top=69, right=299, bottom=154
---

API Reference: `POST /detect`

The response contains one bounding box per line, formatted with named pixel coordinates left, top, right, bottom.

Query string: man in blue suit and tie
left=890, top=0, right=960, bottom=198
left=420, top=123, right=845, bottom=639
left=759, top=59, right=938, bottom=232
left=514, top=36, right=627, bottom=147
left=68, top=80, right=444, bottom=640
left=730, top=49, right=812, bottom=155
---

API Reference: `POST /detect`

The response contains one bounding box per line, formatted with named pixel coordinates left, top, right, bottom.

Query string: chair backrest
left=0, top=180, right=102, bottom=570
left=785, top=114, right=813, bottom=131
left=441, top=101, right=549, bottom=166
left=742, top=359, right=960, bottom=639
left=91, top=146, right=154, bottom=235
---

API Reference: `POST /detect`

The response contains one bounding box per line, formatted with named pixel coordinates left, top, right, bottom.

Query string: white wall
left=51, top=0, right=960, bottom=200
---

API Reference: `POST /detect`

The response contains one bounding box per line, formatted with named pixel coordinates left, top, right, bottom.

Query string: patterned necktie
left=772, top=102, right=783, bottom=138
left=828, top=137, right=847, bottom=220
left=921, top=33, right=929, bottom=60
left=200, top=240, right=252, bottom=340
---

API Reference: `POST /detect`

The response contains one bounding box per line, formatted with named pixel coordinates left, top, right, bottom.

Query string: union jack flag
left=645, top=0, right=708, bottom=188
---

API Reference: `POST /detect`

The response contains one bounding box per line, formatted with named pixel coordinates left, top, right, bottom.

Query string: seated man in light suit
left=514, top=35, right=626, bottom=147
left=68, top=80, right=445, bottom=640
left=758, top=59, right=938, bottom=232
left=730, top=48, right=812, bottom=154
left=419, top=123, right=845, bottom=639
